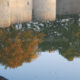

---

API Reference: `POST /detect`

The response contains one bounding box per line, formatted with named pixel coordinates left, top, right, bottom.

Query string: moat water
left=0, top=15, right=80, bottom=80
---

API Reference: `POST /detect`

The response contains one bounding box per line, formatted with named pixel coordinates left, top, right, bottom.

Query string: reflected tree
left=0, top=26, right=44, bottom=68
left=0, top=15, right=80, bottom=69
left=38, top=15, right=80, bottom=61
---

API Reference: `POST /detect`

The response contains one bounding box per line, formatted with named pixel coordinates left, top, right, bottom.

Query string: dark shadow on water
left=0, top=76, right=8, bottom=80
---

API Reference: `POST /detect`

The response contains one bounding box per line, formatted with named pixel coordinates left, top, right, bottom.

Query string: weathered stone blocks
left=33, top=0, right=56, bottom=21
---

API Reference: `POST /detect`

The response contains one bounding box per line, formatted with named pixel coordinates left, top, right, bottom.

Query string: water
left=0, top=15, right=80, bottom=80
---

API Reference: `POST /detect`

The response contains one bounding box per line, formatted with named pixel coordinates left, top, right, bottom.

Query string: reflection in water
left=39, top=15, right=80, bottom=61
left=57, top=0, right=80, bottom=15
left=0, top=0, right=32, bottom=27
left=0, top=27, right=44, bottom=68
left=33, top=0, right=56, bottom=21
left=0, top=15, right=80, bottom=69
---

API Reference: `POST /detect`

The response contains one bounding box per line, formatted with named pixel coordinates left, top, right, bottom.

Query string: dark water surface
left=0, top=15, right=80, bottom=80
